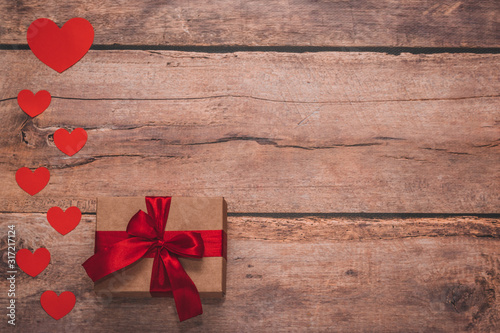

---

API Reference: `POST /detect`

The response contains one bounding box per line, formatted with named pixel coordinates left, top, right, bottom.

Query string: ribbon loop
left=126, top=210, right=157, bottom=239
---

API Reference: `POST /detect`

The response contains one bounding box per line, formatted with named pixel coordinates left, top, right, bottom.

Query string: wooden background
left=1, top=1, right=499, bottom=332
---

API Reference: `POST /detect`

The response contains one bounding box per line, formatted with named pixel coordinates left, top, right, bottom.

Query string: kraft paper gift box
left=90, top=196, right=227, bottom=298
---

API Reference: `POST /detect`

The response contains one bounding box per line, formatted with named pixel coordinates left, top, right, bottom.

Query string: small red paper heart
left=17, top=90, right=51, bottom=117
left=40, top=291, right=76, bottom=320
left=47, top=206, right=82, bottom=235
left=53, top=128, right=88, bottom=156
left=16, top=248, right=50, bottom=277
left=27, top=18, right=94, bottom=73
left=15, top=167, right=50, bottom=195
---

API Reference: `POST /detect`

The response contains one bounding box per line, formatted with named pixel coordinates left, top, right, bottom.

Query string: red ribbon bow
left=82, top=197, right=204, bottom=321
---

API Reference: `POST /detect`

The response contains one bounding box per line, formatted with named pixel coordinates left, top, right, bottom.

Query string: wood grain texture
left=0, top=0, right=499, bottom=47
left=0, top=214, right=498, bottom=332
left=1, top=1, right=498, bottom=331
left=1, top=51, right=498, bottom=213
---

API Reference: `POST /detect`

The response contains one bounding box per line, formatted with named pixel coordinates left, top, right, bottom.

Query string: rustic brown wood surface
left=0, top=1, right=499, bottom=332
left=0, top=0, right=499, bottom=47
left=1, top=214, right=499, bottom=332
left=1, top=51, right=498, bottom=213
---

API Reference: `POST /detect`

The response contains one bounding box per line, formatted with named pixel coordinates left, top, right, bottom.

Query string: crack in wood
left=472, top=139, right=500, bottom=148
left=420, top=147, right=472, bottom=155
left=382, top=155, right=427, bottom=162
left=0, top=96, right=16, bottom=103
left=373, top=136, right=407, bottom=141
left=45, top=93, right=500, bottom=104
left=1, top=93, right=498, bottom=105
left=180, top=136, right=382, bottom=150
left=46, top=154, right=178, bottom=169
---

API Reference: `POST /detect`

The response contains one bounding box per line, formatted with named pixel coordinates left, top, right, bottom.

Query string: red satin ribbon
left=82, top=196, right=221, bottom=321
left=95, top=230, right=226, bottom=258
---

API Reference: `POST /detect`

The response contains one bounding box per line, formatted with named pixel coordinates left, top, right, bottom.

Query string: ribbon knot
left=82, top=197, right=204, bottom=321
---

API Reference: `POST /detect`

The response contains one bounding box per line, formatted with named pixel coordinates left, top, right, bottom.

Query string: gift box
left=83, top=196, right=227, bottom=321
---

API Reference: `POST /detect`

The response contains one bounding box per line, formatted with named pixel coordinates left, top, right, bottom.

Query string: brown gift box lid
left=93, top=196, right=227, bottom=298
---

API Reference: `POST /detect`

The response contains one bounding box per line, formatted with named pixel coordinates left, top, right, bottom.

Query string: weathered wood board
left=0, top=0, right=498, bottom=47
left=0, top=214, right=499, bottom=332
left=0, top=0, right=498, bottom=331
left=1, top=51, right=498, bottom=213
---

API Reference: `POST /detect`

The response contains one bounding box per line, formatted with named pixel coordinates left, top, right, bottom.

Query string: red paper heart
left=15, top=167, right=50, bottom=195
left=17, top=90, right=51, bottom=117
left=47, top=206, right=82, bottom=235
left=27, top=18, right=94, bottom=73
left=53, top=128, right=88, bottom=156
left=40, top=291, right=76, bottom=320
left=16, top=248, right=50, bottom=277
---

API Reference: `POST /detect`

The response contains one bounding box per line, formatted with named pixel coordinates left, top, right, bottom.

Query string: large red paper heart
left=53, top=128, right=88, bottom=156
left=27, top=18, right=94, bottom=73
left=47, top=206, right=82, bottom=235
left=40, top=291, right=76, bottom=320
left=16, top=248, right=50, bottom=277
left=15, top=167, right=50, bottom=195
left=17, top=90, right=51, bottom=117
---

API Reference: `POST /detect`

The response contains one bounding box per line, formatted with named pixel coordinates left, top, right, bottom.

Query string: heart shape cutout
left=27, top=18, right=94, bottom=73
left=17, top=90, right=51, bottom=117
left=16, top=248, right=50, bottom=277
left=47, top=206, right=82, bottom=235
left=15, top=167, right=50, bottom=195
left=40, top=291, right=76, bottom=320
left=53, top=128, right=88, bottom=156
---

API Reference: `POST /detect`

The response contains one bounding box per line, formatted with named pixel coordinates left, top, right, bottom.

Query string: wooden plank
left=0, top=214, right=498, bottom=331
left=0, top=0, right=498, bottom=47
left=0, top=50, right=498, bottom=213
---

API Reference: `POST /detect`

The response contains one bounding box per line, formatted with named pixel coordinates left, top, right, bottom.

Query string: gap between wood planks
left=0, top=213, right=498, bottom=241
left=1, top=211, right=498, bottom=218
left=0, top=44, right=500, bottom=55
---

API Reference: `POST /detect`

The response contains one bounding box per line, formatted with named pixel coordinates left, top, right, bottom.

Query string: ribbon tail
left=150, top=252, right=173, bottom=297
left=160, top=253, right=202, bottom=321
